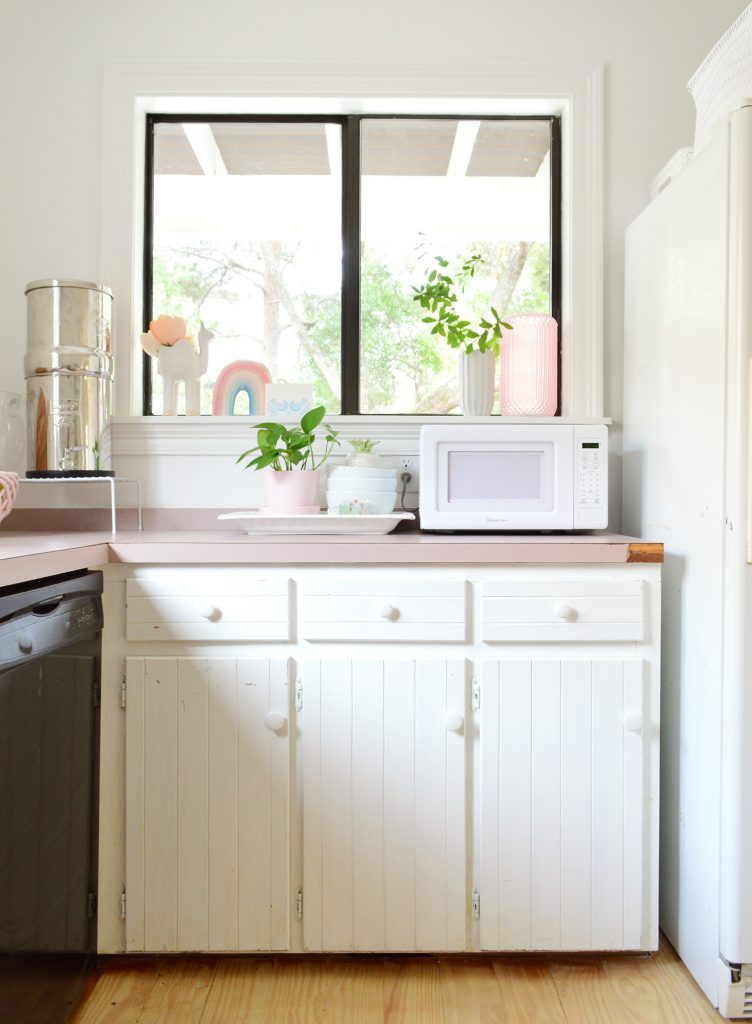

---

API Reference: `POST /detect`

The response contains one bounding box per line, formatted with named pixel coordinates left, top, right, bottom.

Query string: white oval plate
left=217, top=511, right=415, bottom=535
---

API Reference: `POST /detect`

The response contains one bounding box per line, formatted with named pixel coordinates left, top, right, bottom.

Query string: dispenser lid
left=25, top=279, right=113, bottom=298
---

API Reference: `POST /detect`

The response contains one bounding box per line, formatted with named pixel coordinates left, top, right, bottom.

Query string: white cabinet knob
left=17, top=630, right=33, bottom=654
left=377, top=602, right=398, bottom=621
left=554, top=602, right=576, bottom=621
left=264, top=712, right=287, bottom=733
left=200, top=604, right=221, bottom=622
left=444, top=711, right=464, bottom=733
left=624, top=712, right=643, bottom=735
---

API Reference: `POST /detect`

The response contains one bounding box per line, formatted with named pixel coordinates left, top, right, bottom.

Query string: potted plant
left=346, top=438, right=382, bottom=468
left=237, top=405, right=339, bottom=512
left=413, top=253, right=513, bottom=415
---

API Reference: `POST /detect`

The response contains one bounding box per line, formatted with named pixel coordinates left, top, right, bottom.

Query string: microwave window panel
left=447, top=449, right=545, bottom=503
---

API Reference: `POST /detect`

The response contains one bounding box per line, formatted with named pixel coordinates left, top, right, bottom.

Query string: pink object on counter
left=0, top=471, right=19, bottom=524
left=260, top=468, right=320, bottom=510
left=499, top=314, right=558, bottom=416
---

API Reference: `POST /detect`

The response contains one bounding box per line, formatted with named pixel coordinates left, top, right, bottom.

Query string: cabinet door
left=302, top=659, right=467, bottom=952
left=480, top=659, right=649, bottom=951
left=125, top=657, right=290, bottom=952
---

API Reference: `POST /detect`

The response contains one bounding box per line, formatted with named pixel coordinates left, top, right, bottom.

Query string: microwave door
left=436, top=440, right=574, bottom=529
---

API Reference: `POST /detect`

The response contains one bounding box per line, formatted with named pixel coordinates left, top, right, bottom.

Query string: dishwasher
left=0, top=570, right=103, bottom=1024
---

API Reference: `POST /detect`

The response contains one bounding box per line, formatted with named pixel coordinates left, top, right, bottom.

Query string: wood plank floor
left=69, top=935, right=726, bottom=1024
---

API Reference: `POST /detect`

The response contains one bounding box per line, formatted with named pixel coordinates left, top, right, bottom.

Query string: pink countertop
left=0, top=530, right=663, bottom=588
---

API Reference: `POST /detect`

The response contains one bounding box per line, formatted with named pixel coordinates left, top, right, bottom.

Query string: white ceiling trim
left=101, top=60, right=603, bottom=419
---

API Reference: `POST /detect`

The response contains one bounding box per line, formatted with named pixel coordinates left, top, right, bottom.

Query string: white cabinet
left=101, top=564, right=660, bottom=956
left=479, top=658, right=650, bottom=952
left=126, top=572, right=290, bottom=642
left=301, top=659, right=467, bottom=951
left=301, top=579, right=467, bottom=642
left=124, top=657, right=290, bottom=952
left=481, top=580, right=645, bottom=642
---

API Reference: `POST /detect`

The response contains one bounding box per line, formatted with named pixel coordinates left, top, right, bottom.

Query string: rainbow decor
left=212, top=361, right=272, bottom=416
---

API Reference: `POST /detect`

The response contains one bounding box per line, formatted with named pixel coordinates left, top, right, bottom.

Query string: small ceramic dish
left=326, top=478, right=397, bottom=493
left=327, top=466, right=397, bottom=480
left=326, top=491, right=397, bottom=515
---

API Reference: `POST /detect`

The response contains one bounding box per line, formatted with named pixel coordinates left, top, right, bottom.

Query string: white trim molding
left=103, top=415, right=611, bottom=462
left=101, top=60, right=603, bottom=420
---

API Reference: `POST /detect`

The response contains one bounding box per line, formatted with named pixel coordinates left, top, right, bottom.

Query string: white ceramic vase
left=459, top=349, right=496, bottom=416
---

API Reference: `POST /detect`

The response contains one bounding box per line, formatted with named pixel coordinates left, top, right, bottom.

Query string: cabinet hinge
left=87, top=891, right=97, bottom=919
left=119, top=888, right=126, bottom=920
left=471, top=888, right=480, bottom=920
left=120, top=679, right=127, bottom=710
left=295, top=680, right=303, bottom=712
left=471, top=679, right=481, bottom=711
left=296, top=888, right=303, bottom=920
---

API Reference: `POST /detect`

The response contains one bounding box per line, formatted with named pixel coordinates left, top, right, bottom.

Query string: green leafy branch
left=412, top=253, right=513, bottom=356
left=236, top=405, right=340, bottom=472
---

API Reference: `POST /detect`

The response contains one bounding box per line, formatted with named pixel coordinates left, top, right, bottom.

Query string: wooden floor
left=70, top=935, right=725, bottom=1024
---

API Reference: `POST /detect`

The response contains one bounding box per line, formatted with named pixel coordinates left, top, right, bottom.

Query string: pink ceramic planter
left=259, top=468, right=320, bottom=512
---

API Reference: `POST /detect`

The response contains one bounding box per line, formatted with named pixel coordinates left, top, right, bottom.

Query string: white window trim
left=101, top=60, right=603, bottom=425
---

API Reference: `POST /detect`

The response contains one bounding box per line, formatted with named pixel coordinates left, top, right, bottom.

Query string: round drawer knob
left=17, top=631, right=33, bottom=654
left=444, top=711, right=464, bottom=733
left=200, top=604, right=222, bottom=622
left=378, top=603, right=399, bottom=621
left=624, top=712, right=643, bottom=735
left=554, top=602, right=576, bottom=621
left=264, top=712, right=287, bottom=733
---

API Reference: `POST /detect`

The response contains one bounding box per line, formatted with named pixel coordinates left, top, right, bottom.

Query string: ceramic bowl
left=327, top=478, right=397, bottom=494
left=327, top=465, right=397, bottom=480
left=326, top=491, right=397, bottom=515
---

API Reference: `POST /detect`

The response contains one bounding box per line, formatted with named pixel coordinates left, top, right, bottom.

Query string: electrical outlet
left=400, top=456, right=414, bottom=470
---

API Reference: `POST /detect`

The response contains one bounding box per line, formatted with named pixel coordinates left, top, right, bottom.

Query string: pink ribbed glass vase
left=499, top=314, right=558, bottom=416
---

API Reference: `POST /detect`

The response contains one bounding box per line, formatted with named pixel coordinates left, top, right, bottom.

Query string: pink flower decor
left=149, top=315, right=187, bottom=347
left=0, top=471, right=19, bottom=524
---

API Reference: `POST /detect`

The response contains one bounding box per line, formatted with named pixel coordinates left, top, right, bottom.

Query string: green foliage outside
left=151, top=238, right=550, bottom=415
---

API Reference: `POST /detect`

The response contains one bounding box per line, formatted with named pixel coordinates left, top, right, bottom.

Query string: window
left=144, top=114, right=560, bottom=416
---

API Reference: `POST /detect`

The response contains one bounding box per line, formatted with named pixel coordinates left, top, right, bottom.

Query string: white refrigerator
left=624, top=101, right=752, bottom=1018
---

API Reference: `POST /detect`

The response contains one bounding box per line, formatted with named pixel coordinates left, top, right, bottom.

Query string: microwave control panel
left=573, top=425, right=608, bottom=529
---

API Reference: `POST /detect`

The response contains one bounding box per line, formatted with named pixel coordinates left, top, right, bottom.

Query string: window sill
left=103, top=414, right=611, bottom=459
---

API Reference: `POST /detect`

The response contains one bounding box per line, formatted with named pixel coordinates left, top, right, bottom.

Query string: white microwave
left=419, top=423, right=608, bottom=531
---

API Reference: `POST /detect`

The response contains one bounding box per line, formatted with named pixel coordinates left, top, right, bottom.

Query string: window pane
left=150, top=121, right=342, bottom=415
left=360, top=118, right=552, bottom=414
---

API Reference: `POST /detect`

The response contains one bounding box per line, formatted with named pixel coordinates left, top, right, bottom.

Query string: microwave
left=419, top=423, right=608, bottom=531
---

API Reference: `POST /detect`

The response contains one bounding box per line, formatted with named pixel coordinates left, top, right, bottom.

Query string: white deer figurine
left=141, top=317, right=214, bottom=415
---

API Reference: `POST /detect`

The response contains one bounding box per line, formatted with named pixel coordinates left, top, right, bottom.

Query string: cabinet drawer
left=302, top=580, right=467, bottom=642
left=126, top=574, right=290, bottom=642
left=482, top=581, right=644, bottom=642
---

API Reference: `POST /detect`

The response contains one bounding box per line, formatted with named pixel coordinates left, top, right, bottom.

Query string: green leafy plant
left=236, top=405, right=339, bottom=472
left=413, top=253, right=513, bottom=356
left=349, top=438, right=379, bottom=454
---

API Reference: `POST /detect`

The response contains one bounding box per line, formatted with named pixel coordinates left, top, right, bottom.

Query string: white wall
left=0, top=0, right=747, bottom=515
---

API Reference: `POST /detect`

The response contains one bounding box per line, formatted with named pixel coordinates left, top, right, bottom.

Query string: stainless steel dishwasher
left=0, top=570, right=103, bottom=1024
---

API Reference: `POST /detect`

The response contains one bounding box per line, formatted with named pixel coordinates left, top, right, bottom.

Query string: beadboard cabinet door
left=479, top=658, right=651, bottom=952
left=125, top=657, right=290, bottom=952
left=302, top=659, right=468, bottom=952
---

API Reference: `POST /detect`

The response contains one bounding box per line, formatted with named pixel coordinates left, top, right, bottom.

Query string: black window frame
left=143, top=112, right=562, bottom=416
